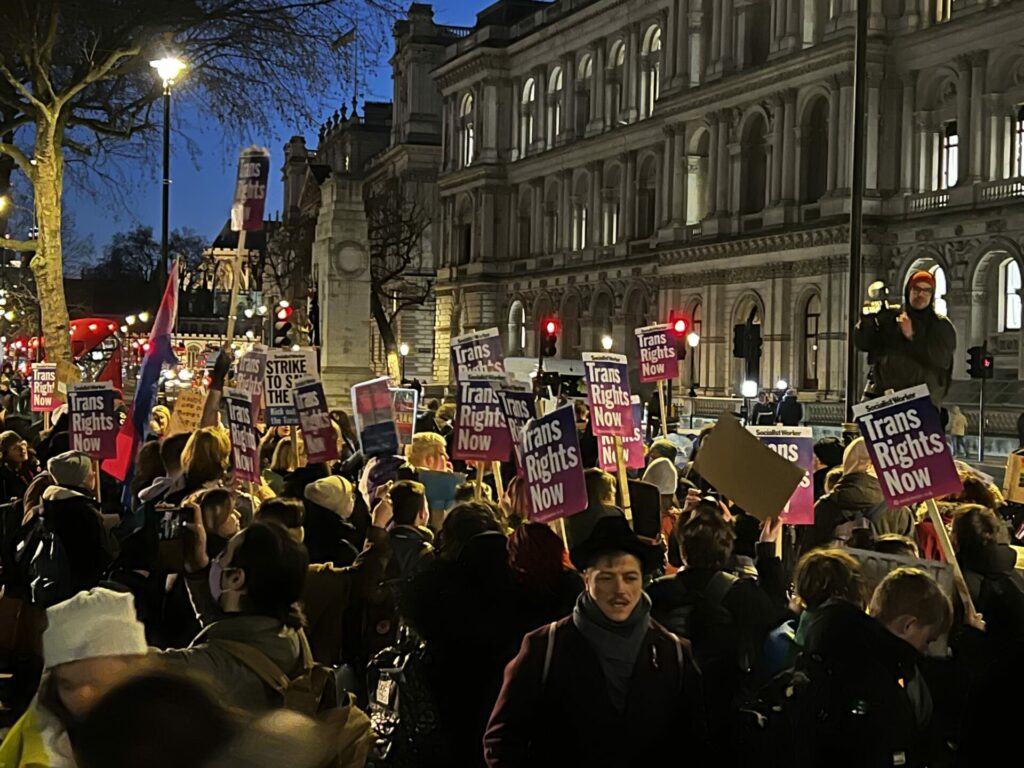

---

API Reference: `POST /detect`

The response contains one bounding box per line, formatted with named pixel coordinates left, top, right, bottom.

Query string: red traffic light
left=543, top=319, right=558, bottom=335
left=672, top=318, right=688, bottom=334
left=141, top=341, right=152, bottom=353
left=983, top=358, right=992, bottom=367
left=276, top=306, right=293, bottom=321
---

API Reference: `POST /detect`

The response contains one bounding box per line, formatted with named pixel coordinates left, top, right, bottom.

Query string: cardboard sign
left=583, top=352, right=634, bottom=437
left=167, top=389, right=207, bottom=436
left=693, top=412, right=805, bottom=522
left=264, top=348, right=317, bottom=426
left=31, top=363, right=58, bottom=412
left=634, top=324, right=679, bottom=383
left=351, top=377, right=399, bottom=458
left=67, top=382, right=118, bottom=459
left=293, top=377, right=339, bottom=465
left=225, top=388, right=260, bottom=482
left=749, top=426, right=815, bottom=525
left=453, top=374, right=510, bottom=462
left=235, top=344, right=267, bottom=416
left=450, top=327, right=504, bottom=382
left=599, top=397, right=645, bottom=472
left=852, top=385, right=963, bottom=508
left=495, top=384, right=537, bottom=468
left=521, top=405, right=587, bottom=523
left=391, top=388, right=418, bottom=447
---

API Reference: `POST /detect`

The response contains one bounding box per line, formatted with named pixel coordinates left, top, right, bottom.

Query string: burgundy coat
left=483, top=615, right=709, bottom=768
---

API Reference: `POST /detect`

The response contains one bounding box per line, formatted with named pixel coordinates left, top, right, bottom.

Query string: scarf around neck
left=572, top=591, right=651, bottom=713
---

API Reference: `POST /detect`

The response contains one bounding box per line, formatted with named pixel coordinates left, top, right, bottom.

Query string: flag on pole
left=102, top=263, right=179, bottom=490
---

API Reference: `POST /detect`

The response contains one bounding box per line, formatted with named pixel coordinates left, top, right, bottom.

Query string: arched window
left=800, top=98, right=829, bottom=204
left=686, top=129, right=710, bottom=224
left=640, top=26, right=662, bottom=120
left=930, top=264, right=948, bottom=316
left=940, top=120, right=958, bottom=189
left=508, top=301, right=526, bottom=355
left=741, top=114, right=769, bottom=215
left=517, top=188, right=533, bottom=258
left=576, top=54, right=593, bottom=137
left=802, top=294, right=821, bottom=390
left=520, top=79, right=536, bottom=157
left=547, top=68, right=563, bottom=147
left=636, top=157, right=658, bottom=237
left=609, top=41, right=626, bottom=124
left=1001, top=258, right=1022, bottom=331
left=572, top=174, right=589, bottom=251
left=602, top=165, right=621, bottom=246
left=459, top=93, right=475, bottom=167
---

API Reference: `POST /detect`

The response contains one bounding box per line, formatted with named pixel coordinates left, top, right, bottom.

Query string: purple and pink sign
left=634, top=324, right=679, bottom=383
left=495, top=384, right=537, bottom=469
left=450, top=327, right=504, bottom=383
left=453, top=373, right=510, bottom=462
left=522, top=405, right=587, bottom=523
left=391, top=388, right=418, bottom=447
left=583, top=352, right=634, bottom=438
left=31, top=363, right=58, bottom=412
left=852, top=384, right=963, bottom=508
left=225, top=387, right=260, bottom=483
left=749, top=426, right=815, bottom=525
left=599, top=397, right=645, bottom=472
left=351, top=377, right=400, bottom=458
left=68, top=383, right=118, bottom=460
left=235, top=345, right=267, bottom=418
left=294, top=377, right=339, bottom=465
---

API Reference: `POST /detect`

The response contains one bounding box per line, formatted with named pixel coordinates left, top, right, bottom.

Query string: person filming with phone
left=854, top=270, right=956, bottom=405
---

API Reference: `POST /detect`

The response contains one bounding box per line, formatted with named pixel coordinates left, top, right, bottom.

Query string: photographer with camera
left=854, top=270, right=956, bottom=405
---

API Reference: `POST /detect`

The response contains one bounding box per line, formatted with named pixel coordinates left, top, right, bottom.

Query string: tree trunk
left=370, top=290, right=401, bottom=383
left=30, top=118, right=78, bottom=392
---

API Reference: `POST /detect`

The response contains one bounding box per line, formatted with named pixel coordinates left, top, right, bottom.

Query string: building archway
left=507, top=300, right=527, bottom=356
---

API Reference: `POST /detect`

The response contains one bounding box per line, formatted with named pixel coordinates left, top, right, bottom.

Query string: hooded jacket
left=801, top=472, right=915, bottom=553
left=854, top=276, right=956, bottom=405
left=41, top=485, right=118, bottom=594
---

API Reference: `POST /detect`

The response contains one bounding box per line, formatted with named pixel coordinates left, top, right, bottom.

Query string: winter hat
left=304, top=475, right=354, bottom=519
left=0, top=429, right=22, bottom=456
left=907, top=270, right=936, bottom=290
left=47, top=450, right=92, bottom=488
left=642, top=457, right=678, bottom=497
left=813, top=436, right=845, bottom=469
left=648, top=439, right=678, bottom=465
left=42, top=588, right=148, bottom=669
left=842, top=437, right=874, bottom=477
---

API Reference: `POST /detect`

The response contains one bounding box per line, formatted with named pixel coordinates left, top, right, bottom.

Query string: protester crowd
left=0, top=350, right=1022, bottom=768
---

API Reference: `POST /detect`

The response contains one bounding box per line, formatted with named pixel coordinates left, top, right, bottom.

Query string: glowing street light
left=741, top=380, right=758, bottom=399
left=600, top=334, right=614, bottom=351
left=398, top=342, right=410, bottom=380
left=687, top=331, right=700, bottom=348
left=150, top=55, right=186, bottom=287
left=125, top=315, right=136, bottom=326
left=138, top=311, right=150, bottom=323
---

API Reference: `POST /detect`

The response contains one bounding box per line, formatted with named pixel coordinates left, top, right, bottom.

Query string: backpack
left=18, top=516, right=73, bottom=608
left=365, top=630, right=449, bottom=768
left=831, top=500, right=888, bottom=547
left=214, top=633, right=375, bottom=768
left=656, top=571, right=748, bottom=673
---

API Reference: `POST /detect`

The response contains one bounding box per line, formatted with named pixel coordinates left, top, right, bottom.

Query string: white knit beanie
left=643, top=457, right=679, bottom=497
left=42, top=588, right=148, bottom=669
left=47, top=450, right=92, bottom=489
left=304, top=475, right=354, bottom=519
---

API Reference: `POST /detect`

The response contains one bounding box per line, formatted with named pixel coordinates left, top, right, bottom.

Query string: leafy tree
left=0, top=0, right=394, bottom=385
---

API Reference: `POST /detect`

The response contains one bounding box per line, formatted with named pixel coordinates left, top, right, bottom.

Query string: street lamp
left=600, top=334, right=614, bottom=351
left=399, top=342, right=410, bottom=381
left=150, top=55, right=186, bottom=288
left=686, top=332, right=700, bottom=425
left=0, top=196, right=8, bottom=213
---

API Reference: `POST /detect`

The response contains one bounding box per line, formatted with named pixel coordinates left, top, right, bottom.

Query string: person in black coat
left=775, top=388, right=803, bottom=426
left=301, top=475, right=360, bottom=567
left=648, top=507, right=789, bottom=755
left=42, top=451, right=118, bottom=595
left=484, top=516, right=707, bottom=768
left=399, top=503, right=536, bottom=768
left=0, top=429, right=31, bottom=502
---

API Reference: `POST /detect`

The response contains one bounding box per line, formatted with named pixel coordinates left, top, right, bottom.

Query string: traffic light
left=541, top=318, right=558, bottom=358
left=273, top=301, right=294, bottom=348
left=669, top=313, right=689, bottom=359
left=744, top=324, right=763, bottom=379
left=967, top=346, right=994, bottom=379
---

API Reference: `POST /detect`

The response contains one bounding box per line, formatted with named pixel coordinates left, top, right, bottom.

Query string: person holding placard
left=855, top=270, right=956, bottom=405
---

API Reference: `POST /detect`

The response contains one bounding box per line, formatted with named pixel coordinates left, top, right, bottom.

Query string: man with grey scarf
left=483, top=516, right=709, bottom=767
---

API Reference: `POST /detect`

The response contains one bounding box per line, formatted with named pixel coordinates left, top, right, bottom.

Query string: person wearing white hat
left=0, top=588, right=149, bottom=768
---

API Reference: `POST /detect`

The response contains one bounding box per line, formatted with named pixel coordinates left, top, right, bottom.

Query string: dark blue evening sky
left=67, top=1, right=478, bottom=261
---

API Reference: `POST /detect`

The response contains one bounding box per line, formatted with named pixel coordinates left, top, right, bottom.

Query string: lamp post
left=686, top=331, right=700, bottom=427
left=399, top=342, right=410, bottom=382
left=600, top=334, right=613, bottom=351
left=150, top=56, right=186, bottom=289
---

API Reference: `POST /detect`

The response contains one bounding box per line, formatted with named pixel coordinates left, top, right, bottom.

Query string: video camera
left=861, top=280, right=901, bottom=317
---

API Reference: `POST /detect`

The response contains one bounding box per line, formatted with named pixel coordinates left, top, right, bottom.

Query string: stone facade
left=429, top=0, right=1024, bottom=416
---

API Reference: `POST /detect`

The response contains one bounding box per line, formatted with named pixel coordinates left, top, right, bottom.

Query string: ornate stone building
left=431, top=0, right=1024, bottom=426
